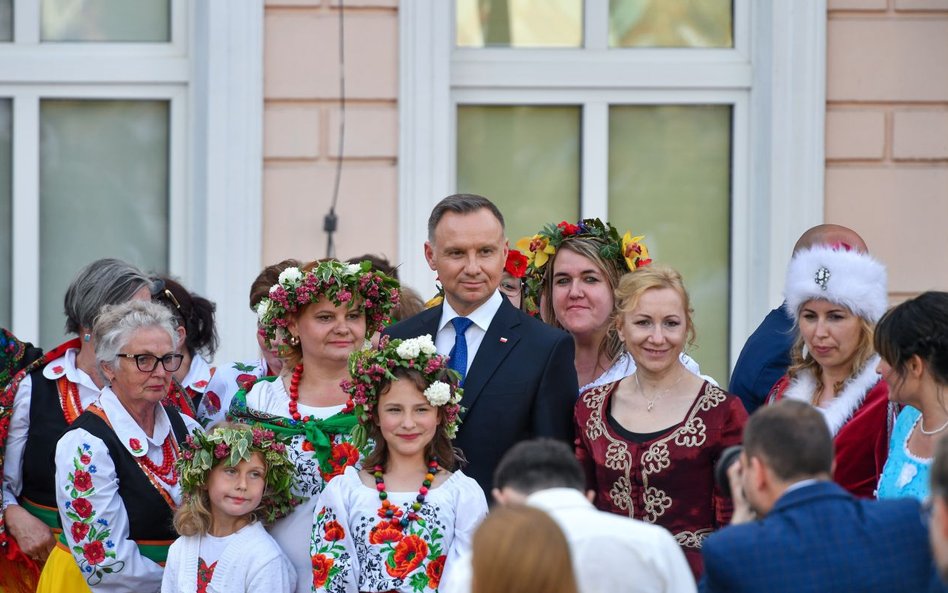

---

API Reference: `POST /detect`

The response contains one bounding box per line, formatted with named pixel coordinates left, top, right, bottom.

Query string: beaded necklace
left=288, top=363, right=308, bottom=421
left=135, top=436, right=180, bottom=486
left=374, top=458, right=439, bottom=529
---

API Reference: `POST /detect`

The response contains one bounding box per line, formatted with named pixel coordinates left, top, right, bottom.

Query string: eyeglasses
left=499, top=279, right=523, bottom=297
left=117, top=352, right=184, bottom=373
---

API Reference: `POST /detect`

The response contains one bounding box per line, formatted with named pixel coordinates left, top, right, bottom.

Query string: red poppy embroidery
left=236, top=374, right=257, bottom=391
left=83, top=540, right=106, bottom=566
left=71, top=497, right=93, bottom=519
left=319, top=442, right=359, bottom=481
left=369, top=520, right=404, bottom=545
left=71, top=522, right=90, bottom=542
left=312, top=554, right=334, bottom=589
left=52, top=365, right=64, bottom=374
left=323, top=520, right=345, bottom=542
left=426, top=555, right=447, bottom=589
left=204, top=390, right=221, bottom=413
left=193, top=380, right=208, bottom=389
left=385, top=535, right=427, bottom=579
left=73, top=470, right=93, bottom=492
left=80, top=453, right=92, bottom=465
left=128, top=438, right=143, bottom=453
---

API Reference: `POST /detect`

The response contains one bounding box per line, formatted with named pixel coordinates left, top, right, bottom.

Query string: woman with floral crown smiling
left=309, top=334, right=487, bottom=593
left=517, top=218, right=712, bottom=392
left=227, top=259, right=399, bottom=593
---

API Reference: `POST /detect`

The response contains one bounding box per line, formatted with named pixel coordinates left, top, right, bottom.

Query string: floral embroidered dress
left=310, top=466, right=487, bottom=593
left=199, top=357, right=271, bottom=426
left=767, top=356, right=893, bottom=499
left=229, top=377, right=370, bottom=593
left=574, top=380, right=747, bottom=579
left=0, top=340, right=97, bottom=591
left=47, top=387, right=201, bottom=592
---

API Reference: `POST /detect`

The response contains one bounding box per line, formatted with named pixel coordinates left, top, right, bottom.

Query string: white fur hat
left=783, top=246, right=888, bottom=323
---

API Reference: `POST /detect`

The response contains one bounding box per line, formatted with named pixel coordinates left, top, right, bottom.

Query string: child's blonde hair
left=173, top=422, right=301, bottom=536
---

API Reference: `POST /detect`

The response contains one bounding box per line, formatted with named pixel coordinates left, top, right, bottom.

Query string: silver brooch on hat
left=814, top=266, right=830, bottom=290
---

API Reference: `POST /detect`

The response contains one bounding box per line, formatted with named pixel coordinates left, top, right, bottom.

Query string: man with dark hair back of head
left=440, top=439, right=696, bottom=593
left=699, top=400, right=937, bottom=593
left=729, top=224, right=869, bottom=413
left=384, top=194, right=578, bottom=496
left=929, top=436, right=948, bottom=587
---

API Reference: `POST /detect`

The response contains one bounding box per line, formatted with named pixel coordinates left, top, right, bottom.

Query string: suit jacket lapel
left=457, top=300, right=521, bottom=419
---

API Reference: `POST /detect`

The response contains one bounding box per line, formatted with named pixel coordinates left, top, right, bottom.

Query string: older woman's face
left=107, top=326, right=176, bottom=405
left=798, top=298, right=863, bottom=376
left=618, top=287, right=687, bottom=374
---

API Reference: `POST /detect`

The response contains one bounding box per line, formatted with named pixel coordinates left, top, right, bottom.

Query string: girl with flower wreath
left=228, top=259, right=399, bottom=593
left=309, top=334, right=487, bottom=593
left=162, top=423, right=298, bottom=593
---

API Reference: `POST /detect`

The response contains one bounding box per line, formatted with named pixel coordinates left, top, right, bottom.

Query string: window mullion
left=581, top=101, right=608, bottom=220
left=13, top=0, right=39, bottom=44
left=583, top=0, right=608, bottom=50
left=11, top=92, right=39, bottom=341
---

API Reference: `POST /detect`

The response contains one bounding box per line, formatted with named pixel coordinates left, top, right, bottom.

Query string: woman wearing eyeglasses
left=0, top=259, right=152, bottom=592
left=37, top=300, right=201, bottom=593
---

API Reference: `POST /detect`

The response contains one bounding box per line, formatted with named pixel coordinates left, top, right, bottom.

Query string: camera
left=715, top=445, right=743, bottom=500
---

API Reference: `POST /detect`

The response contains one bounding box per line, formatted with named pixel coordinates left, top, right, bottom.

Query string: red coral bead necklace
left=374, top=458, right=439, bottom=528
left=288, top=363, right=312, bottom=423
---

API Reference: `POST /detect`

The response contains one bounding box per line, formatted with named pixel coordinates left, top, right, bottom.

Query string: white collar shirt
left=434, top=291, right=503, bottom=377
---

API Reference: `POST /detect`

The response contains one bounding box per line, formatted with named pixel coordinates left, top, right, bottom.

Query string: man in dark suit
left=930, top=436, right=948, bottom=590
left=384, top=194, right=578, bottom=494
left=729, top=224, right=868, bottom=413
left=700, top=400, right=934, bottom=593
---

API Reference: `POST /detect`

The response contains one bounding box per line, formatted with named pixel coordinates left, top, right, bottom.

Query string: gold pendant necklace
left=635, top=370, right=685, bottom=412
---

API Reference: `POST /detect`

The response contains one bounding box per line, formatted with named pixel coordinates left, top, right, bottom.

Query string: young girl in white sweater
left=162, top=424, right=299, bottom=593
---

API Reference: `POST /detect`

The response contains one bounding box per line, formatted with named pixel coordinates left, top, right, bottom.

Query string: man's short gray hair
left=64, top=258, right=151, bottom=335
left=427, top=194, right=505, bottom=242
left=94, top=300, right=179, bottom=375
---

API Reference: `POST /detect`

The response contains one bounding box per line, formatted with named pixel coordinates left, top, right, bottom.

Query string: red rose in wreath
left=311, top=554, right=334, bottom=589
left=83, top=540, right=105, bottom=566
left=385, top=535, right=427, bottom=579
left=426, top=555, right=446, bottom=589
left=323, top=520, right=345, bottom=542
left=73, top=470, right=93, bottom=492
left=557, top=221, right=580, bottom=236
left=71, top=521, right=90, bottom=542
left=71, top=498, right=93, bottom=519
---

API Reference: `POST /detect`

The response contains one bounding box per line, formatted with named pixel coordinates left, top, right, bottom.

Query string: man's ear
left=748, top=455, right=768, bottom=492
left=491, top=487, right=505, bottom=505
left=424, top=241, right=437, bottom=272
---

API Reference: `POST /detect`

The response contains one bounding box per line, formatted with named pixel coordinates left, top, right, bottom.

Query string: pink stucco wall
left=825, top=0, right=948, bottom=298
left=263, top=0, right=400, bottom=268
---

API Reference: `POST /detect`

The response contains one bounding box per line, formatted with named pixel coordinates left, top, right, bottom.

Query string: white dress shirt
left=434, top=291, right=503, bottom=377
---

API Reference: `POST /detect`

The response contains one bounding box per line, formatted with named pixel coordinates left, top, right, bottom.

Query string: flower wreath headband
left=176, top=424, right=304, bottom=524
left=516, top=218, right=651, bottom=314
left=256, top=260, right=400, bottom=349
left=342, top=334, right=463, bottom=449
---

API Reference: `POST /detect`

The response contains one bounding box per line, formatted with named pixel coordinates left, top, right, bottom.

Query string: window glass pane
left=456, top=0, right=582, bottom=48
left=42, top=0, right=170, bottom=42
left=609, top=105, right=732, bottom=383
left=609, top=0, right=733, bottom=48
left=457, top=105, right=580, bottom=244
left=0, top=0, right=11, bottom=41
left=40, top=99, right=169, bottom=346
left=0, top=99, right=10, bottom=329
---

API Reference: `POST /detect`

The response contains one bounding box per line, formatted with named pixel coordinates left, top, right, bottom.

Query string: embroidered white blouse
left=161, top=522, right=296, bottom=593
left=3, top=348, right=102, bottom=507
left=310, top=465, right=488, bottom=593
left=198, top=357, right=269, bottom=426
left=53, top=387, right=201, bottom=592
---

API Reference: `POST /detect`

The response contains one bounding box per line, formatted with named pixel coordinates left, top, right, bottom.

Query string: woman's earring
left=288, top=335, right=300, bottom=347
left=83, top=333, right=92, bottom=342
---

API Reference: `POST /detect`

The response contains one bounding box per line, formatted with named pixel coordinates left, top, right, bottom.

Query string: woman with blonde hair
left=767, top=245, right=892, bottom=498
left=574, top=265, right=746, bottom=578
left=471, top=505, right=577, bottom=593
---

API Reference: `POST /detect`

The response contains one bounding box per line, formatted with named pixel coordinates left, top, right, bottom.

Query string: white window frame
left=2, top=0, right=263, bottom=364
left=399, top=0, right=826, bottom=368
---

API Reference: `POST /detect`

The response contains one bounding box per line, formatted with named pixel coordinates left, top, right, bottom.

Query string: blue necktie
left=448, top=317, right=474, bottom=382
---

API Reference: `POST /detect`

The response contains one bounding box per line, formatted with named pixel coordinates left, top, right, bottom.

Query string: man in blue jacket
left=700, top=400, right=935, bottom=592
